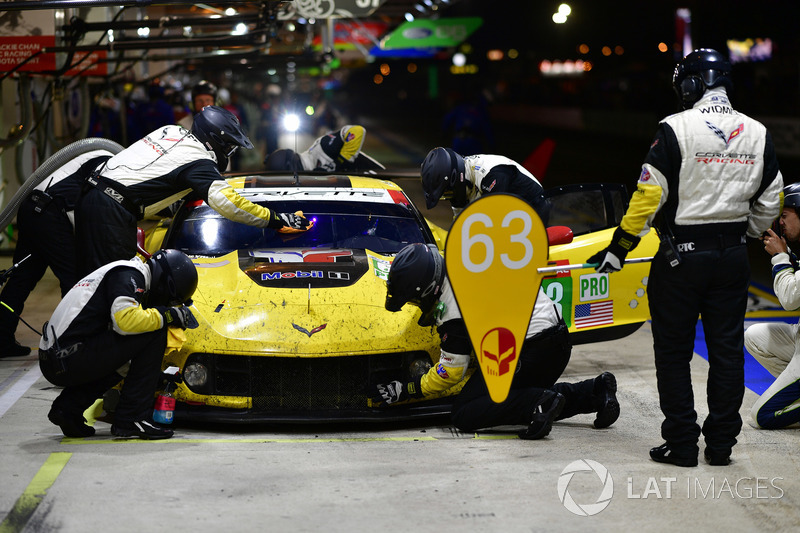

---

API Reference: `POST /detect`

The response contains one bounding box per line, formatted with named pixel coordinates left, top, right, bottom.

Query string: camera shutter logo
left=557, top=460, right=614, bottom=516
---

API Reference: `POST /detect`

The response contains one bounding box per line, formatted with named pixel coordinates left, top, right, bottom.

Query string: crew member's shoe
left=0, top=339, right=31, bottom=358
left=519, top=391, right=565, bottom=440
left=649, top=443, right=698, bottom=467
left=112, top=419, right=174, bottom=440
left=593, top=372, right=620, bottom=429
left=704, top=448, right=731, bottom=466
left=48, top=405, right=95, bottom=438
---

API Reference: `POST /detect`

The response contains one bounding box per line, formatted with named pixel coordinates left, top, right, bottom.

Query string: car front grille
left=185, top=352, right=429, bottom=412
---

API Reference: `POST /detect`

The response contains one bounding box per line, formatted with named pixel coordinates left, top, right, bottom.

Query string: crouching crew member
left=40, top=249, right=197, bottom=440
left=370, top=243, right=619, bottom=439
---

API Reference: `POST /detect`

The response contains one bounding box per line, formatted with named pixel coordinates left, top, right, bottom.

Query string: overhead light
left=404, top=12, right=415, bottom=21
left=231, top=22, right=248, bottom=35
left=283, top=113, right=300, bottom=132
left=137, top=27, right=150, bottom=37
left=225, top=7, right=237, bottom=16
left=414, top=3, right=426, bottom=13
left=452, top=52, right=466, bottom=67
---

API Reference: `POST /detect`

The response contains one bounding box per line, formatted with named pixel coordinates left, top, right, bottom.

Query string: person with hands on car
left=264, top=125, right=367, bottom=172
left=420, top=147, right=550, bottom=223
left=745, top=182, right=800, bottom=429
left=371, top=243, right=620, bottom=439
left=588, top=49, right=783, bottom=467
left=75, top=105, right=312, bottom=276
left=40, top=249, right=198, bottom=440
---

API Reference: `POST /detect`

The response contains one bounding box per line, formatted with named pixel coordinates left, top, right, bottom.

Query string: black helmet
left=264, top=148, right=304, bottom=172
left=146, top=249, right=198, bottom=307
left=191, top=80, right=218, bottom=104
left=784, top=183, right=800, bottom=211
left=421, top=147, right=466, bottom=209
left=385, top=243, right=444, bottom=327
left=192, top=105, right=254, bottom=171
left=672, top=48, right=733, bottom=109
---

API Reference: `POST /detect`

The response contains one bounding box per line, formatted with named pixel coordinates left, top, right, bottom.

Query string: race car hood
left=186, top=249, right=436, bottom=356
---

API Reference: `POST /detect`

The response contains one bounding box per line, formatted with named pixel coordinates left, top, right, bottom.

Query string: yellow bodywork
left=547, top=227, right=659, bottom=335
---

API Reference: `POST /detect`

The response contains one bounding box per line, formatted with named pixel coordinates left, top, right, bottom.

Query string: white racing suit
left=298, top=125, right=366, bottom=172
left=452, top=154, right=549, bottom=223
left=745, top=250, right=800, bottom=428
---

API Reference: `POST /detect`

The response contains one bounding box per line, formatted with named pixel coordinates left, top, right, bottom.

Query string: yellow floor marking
left=0, top=453, right=72, bottom=533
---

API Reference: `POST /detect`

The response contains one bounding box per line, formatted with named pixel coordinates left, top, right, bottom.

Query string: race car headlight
left=184, top=362, right=209, bottom=388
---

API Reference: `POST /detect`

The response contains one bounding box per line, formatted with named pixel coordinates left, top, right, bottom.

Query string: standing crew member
left=177, top=80, right=217, bottom=130
left=420, top=147, right=550, bottom=223
left=371, top=243, right=619, bottom=439
left=0, top=150, right=113, bottom=358
left=588, top=48, right=783, bottom=466
left=75, top=106, right=312, bottom=276
left=745, top=183, right=800, bottom=429
left=263, top=125, right=367, bottom=172
left=40, top=249, right=198, bottom=440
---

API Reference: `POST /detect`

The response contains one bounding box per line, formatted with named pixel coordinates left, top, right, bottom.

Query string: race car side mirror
left=547, top=225, right=574, bottom=246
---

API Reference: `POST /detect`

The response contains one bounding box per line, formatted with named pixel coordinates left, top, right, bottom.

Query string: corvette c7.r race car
left=142, top=175, right=657, bottom=423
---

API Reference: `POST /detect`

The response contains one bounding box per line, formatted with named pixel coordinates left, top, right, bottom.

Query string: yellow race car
left=145, top=175, right=655, bottom=422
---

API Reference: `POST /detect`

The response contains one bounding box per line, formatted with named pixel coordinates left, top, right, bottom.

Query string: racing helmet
left=264, top=148, right=304, bottom=172
left=191, top=80, right=218, bottom=109
left=385, top=243, right=445, bottom=327
left=191, top=105, right=254, bottom=172
left=672, top=48, right=733, bottom=109
left=420, top=147, right=466, bottom=209
left=146, top=249, right=198, bottom=307
left=783, top=182, right=800, bottom=212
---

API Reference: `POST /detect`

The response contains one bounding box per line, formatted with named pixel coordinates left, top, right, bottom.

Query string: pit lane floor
left=2, top=260, right=800, bottom=533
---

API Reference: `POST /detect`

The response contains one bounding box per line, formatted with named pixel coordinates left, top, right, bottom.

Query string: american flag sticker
left=574, top=300, right=613, bottom=329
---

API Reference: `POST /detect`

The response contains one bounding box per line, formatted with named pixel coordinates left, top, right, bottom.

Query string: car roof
left=225, top=173, right=405, bottom=192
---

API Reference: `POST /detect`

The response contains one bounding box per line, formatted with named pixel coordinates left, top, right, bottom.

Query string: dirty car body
left=150, top=177, right=655, bottom=423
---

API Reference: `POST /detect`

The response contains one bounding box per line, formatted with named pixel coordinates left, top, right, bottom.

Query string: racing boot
left=650, top=443, right=698, bottom=467
left=112, top=419, right=174, bottom=440
left=593, top=372, right=620, bottom=429
left=0, top=338, right=31, bottom=358
left=519, top=390, right=565, bottom=440
left=48, top=404, right=95, bottom=438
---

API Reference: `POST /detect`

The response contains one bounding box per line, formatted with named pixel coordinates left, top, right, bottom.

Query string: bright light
left=579, top=43, right=589, bottom=54
left=225, top=7, right=237, bottom=16
left=283, top=114, right=300, bottom=132
left=373, top=74, right=384, bottom=84
left=305, top=105, right=315, bottom=116
left=558, top=4, right=572, bottom=16
left=232, top=23, right=248, bottom=35
left=404, top=12, right=415, bottom=21
left=658, top=42, right=668, bottom=53
left=380, top=63, right=390, bottom=75
left=487, top=49, right=503, bottom=61
left=552, top=12, right=567, bottom=24
left=107, top=29, right=114, bottom=43
left=137, top=27, right=150, bottom=37
left=452, top=52, right=467, bottom=67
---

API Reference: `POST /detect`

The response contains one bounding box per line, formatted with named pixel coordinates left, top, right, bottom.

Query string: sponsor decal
left=485, top=179, right=497, bottom=192
left=650, top=138, right=659, bottom=149
left=574, top=300, right=613, bottom=329
left=639, top=168, right=650, bottom=182
left=344, top=132, right=355, bottom=142
left=262, top=271, right=323, bottom=280
left=479, top=327, right=517, bottom=377
left=579, top=273, right=609, bottom=302
left=292, top=323, right=327, bottom=337
left=706, top=120, right=744, bottom=147
left=435, top=363, right=449, bottom=379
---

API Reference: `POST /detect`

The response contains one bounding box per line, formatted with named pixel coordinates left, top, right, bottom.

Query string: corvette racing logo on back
left=706, top=121, right=744, bottom=147
left=292, top=323, right=328, bottom=337
left=480, top=327, right=517, bottom=376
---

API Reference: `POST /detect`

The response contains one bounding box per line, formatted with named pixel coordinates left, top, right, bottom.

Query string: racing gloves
left=162, top=305, right=199, bottom=329
left=269, top=210, right=315, bottom=234
left=368, top=378, right=424, bottom=405
left=587, top=227, right=640, bottom=273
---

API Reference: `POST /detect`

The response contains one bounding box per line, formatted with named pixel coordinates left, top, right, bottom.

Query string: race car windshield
left=167, top=200, right=431, bottom=256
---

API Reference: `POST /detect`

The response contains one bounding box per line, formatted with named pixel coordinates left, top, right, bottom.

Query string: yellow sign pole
left=445, top=194, right=549, bottom=403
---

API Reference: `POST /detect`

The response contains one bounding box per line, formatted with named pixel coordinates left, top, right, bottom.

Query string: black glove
left=278, top=212, right=310, bottom=230
left=587, top=227, right=641, bottom=273
left=163, top=305, right=199, bottom=329
left=368, top=378, right=424, bottom=405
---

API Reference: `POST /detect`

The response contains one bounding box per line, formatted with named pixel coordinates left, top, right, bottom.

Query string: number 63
left=461, top=210, right=534, bottom=273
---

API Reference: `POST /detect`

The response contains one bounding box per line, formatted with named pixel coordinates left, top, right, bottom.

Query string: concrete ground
left=2, top=125, right=798, bottom=532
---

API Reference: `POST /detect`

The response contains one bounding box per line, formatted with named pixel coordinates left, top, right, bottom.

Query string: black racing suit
left=615, top=88, right=783, bottom=457
left=39, top=258, right=170, bottom=425
left=74, top=125, right=283, bottom=276
left=0, top=151, right=111, bottom=347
